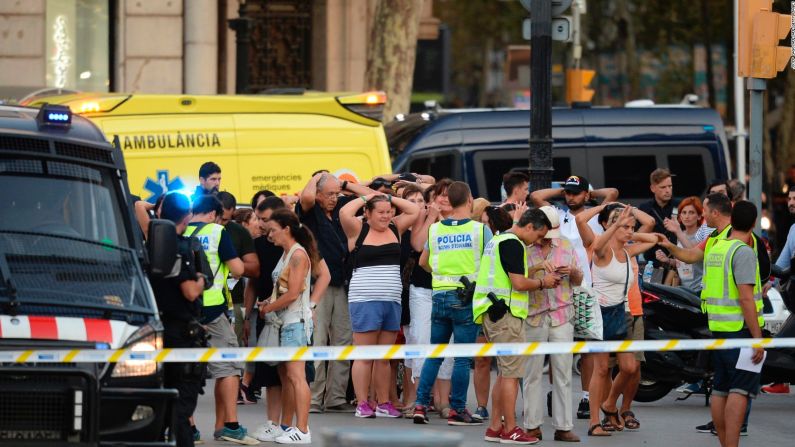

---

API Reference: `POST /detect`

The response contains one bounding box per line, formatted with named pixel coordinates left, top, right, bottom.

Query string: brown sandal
left=621, top=411, right=640, bottom=431
left=600, top=406, right=623, bottom=431
left=588, top=424, right=612, bottom=437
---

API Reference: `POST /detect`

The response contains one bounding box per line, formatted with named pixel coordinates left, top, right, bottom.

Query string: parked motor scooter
left=637, top=265, right=792, bottom=403
left=761, top=265, right=795, bottom=384
left=635, top=281, right=711, bottom=403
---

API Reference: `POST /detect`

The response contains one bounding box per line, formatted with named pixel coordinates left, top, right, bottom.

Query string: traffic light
left=566, top=68, right=595, bottom=103
left=750, top=10, right=791, bottom=78
left=738, top=0, right=792, bottom=78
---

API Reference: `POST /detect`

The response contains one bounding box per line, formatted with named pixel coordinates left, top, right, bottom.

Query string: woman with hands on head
left=580, top=205, right=658, bottom=437
left=339, top=192, right=419, bottom=419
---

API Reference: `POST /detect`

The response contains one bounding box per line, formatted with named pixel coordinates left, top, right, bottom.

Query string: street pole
left=747, top=77, right=765, bottom=231
left=529, top=0, right=554, bottom=193
left=734, top=0, right=747, bottom=183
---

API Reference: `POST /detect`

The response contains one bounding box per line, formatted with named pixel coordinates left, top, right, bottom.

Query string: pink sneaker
left=355, top=401, right=375, bottom=418
left=375, top=402, right=402, bottom=418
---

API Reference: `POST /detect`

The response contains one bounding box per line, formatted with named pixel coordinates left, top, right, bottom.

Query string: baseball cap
left=539, top=205, right=560, bottom=239
left=562, top=175, right=590, bottom=193
left=398, top=172, right=418, bottom=182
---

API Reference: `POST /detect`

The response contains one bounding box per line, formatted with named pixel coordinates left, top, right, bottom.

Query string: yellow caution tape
left=1, top=337, right=792, bottom=363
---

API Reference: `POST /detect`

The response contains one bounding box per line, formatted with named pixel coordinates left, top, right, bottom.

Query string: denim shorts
left=280, top=322, right=311, bottom=348
left=349, top=301, right=402, bottom=333
left=711, top=330, right=761, bottom=399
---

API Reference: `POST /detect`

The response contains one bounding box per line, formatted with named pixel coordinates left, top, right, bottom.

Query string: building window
left=45, top=0, right=109, bottom=91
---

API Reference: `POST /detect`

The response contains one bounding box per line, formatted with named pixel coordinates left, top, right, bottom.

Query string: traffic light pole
left=748, top=77, right=765, bottom=231
left=529, top=0, right=554, bottom=193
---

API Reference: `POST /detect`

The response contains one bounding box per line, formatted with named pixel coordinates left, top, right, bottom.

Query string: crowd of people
left=139, top=161, right=773, bottom=447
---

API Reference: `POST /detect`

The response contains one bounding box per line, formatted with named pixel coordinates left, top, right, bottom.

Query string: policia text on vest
left=427, top=220, right=486, bottom=290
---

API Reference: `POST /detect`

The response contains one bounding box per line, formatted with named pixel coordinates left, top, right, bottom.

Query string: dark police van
left=388, top=107, right=730, bottom=202
left=0, top=105, right=177, bottom=445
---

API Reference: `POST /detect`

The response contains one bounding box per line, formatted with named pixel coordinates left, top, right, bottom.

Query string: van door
left=99, top=115, right=238, bottom=202
left=586, top=145, right=716, bottom=203
left=234, top=113, right=391, bottom=202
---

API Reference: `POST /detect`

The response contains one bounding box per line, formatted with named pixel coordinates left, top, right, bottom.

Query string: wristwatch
left=310, top=302, right=317, bottom=310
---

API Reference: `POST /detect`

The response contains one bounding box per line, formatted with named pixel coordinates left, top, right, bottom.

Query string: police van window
left=668, top=154, right=707, bottom=198
left=0, top=159, right=127, bottom=248
left=408, top=153, right=455, bottom=181
left=480, top=157, right=572, bottom=201
left=553, top=157, right=571, bottom=181
left=482, top=158, right=524, bottom=200
left=603, top=155, right=657, bottom=199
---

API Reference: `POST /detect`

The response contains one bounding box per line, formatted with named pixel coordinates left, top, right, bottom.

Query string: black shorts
left=711, top=330, right=761, bottom=399
left=253, top=363, right=281, bottom=388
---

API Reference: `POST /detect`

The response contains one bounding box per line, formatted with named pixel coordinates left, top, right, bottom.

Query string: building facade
left=0, top=0, right=439, bottom=101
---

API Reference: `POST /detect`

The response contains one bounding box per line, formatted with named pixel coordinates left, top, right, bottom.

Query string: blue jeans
left=415, top=290, right=480, bottom=411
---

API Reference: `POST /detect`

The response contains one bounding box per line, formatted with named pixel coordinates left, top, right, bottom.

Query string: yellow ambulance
left=22, top=91, right=392, bottom=203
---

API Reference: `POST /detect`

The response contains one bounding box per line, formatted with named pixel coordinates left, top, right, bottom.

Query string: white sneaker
left=274, top=427, right=311, bottom=444
left=252, top=421, right=283, bottom=442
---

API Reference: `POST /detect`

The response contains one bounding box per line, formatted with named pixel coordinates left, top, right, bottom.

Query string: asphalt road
left=193, top=372, right=791, bottom=446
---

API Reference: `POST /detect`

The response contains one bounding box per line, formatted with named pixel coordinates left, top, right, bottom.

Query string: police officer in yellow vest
left=660, top=192, right=771, bottom=291
left=184, top=195, right=254, bottom=443
left=413, top=182, right=492, bottom=426
left=473, top=207, right=560, bottom=444
left=702, top=201, right=765, bottom=447
left=660, top=192, right=771, bottom=436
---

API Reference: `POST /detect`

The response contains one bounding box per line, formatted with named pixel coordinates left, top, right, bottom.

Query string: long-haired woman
left=655, top=196, right=705, bottom=291
left=258, top=209, right=320, bottom=443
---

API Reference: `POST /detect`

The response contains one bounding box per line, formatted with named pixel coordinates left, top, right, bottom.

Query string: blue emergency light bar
left=36, top=104, right=72, bottom=129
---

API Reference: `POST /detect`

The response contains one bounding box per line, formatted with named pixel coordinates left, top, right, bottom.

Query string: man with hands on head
left=297, top=172, right=376, bottom=414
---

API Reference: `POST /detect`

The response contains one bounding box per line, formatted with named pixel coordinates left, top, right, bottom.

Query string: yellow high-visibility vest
left=427, top=220, right=485, bottom=290
left=472, top=232, right=529, bottom=324
left=184, top=223, right=229, bottom=307
left=702, top=238, right=764, bottom=332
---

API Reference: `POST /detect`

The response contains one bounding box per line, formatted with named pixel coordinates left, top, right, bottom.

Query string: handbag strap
left=622, top=249, right=630, bottom=298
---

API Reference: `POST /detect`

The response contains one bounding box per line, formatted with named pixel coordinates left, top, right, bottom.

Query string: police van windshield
left=0, top=158, right=152, bottom=314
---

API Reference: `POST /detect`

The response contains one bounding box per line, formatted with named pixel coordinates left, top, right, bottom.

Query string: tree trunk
left=700, top=0, right=716, bottom=108
left=616, top=0, right=640, bottom=101
left=365, top=0, right=425, bottom=123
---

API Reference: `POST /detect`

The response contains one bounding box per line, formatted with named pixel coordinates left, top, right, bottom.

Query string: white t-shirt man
left=557, top=207, right=603, bottom=287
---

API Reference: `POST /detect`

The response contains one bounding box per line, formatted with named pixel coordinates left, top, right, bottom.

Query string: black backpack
left=343, top=222, right=400, bottom=292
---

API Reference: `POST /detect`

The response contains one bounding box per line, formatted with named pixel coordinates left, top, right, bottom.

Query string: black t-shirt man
left=254, top=236, right=284, bottom=300
left=150, top=235, right=204, bottom=348
left=639, top=198, right=680, bottom=265
left=225, top=221, right=256, bottom=304
left=499, top=237, right=527, bottom=276
left=295, top=195, right=355, bottom=286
